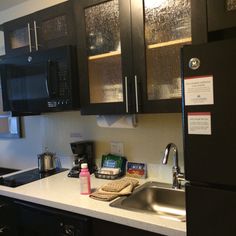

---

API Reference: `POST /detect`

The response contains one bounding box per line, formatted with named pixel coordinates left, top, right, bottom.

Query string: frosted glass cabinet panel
left=41, top=15, right=69, bottom=41
left=9, top=27, right=29, bottom=49
left=144, top=0, right=191, bottom=100
left=227, top=0, right=236, bottom=11
left=85, top=0, right=123, bottom=104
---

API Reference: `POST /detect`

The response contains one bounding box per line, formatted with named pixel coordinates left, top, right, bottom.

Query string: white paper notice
left=188, top=112, right=211, bottom=135
left=184, top=76, right=214, bottom=106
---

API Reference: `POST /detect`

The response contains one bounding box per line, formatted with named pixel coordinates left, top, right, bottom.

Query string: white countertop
left=0, top=170, right=186, bottom=236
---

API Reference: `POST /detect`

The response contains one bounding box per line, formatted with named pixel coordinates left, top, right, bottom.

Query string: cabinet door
left=16, top=202, right=61, bottom=236
left=0, top=197, right=18, bottom=236
left=2, top=1, right=75, bottom=56
left=92, top=218, right=163, bottom=236
left=35, top=1, right=76, bottom=51
left=75, top=0, right=133, bottom=115
left=3, top=14, right=34, bottom=55
left=132, top=0, right=192, bottom=113
left=207, top=0, right=236, bottom=32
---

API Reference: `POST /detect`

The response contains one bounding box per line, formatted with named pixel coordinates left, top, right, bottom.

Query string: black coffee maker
left=67, top=141, right=95, bottom=178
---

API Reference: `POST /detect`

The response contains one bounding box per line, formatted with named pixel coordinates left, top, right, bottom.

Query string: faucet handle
left=177, top=172, right=185, bottom=181
left=177, top=172, right=185, bottom=189
left=172, top=171, right=185, bottom=189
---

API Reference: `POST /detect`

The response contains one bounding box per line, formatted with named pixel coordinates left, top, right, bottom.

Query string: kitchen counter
left=0, top=170, right=186, bottom=236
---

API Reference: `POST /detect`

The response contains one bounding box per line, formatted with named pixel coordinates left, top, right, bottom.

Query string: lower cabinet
left=92, top=218, right=163, bottom=236
left=15, top=200, right=91, bottom=236
left=0, top=196, right=162, bottom=236
left=0, top=196, right=18, bottom=236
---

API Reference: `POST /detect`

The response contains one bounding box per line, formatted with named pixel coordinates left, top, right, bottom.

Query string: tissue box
left=94, top=154, right=127, bottom=180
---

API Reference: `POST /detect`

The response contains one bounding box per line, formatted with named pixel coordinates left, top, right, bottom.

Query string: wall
left=0, top=0, right=184, bottom=183
left=42, top=112, right=183, bottom=183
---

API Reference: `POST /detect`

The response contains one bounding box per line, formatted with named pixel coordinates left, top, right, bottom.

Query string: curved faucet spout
left=162, top=143, right=178, bottom=167
left=162, top=143, right=184, bottom=189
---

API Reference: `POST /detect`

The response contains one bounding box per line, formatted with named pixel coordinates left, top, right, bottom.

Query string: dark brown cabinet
left=0, top=196, right=18, bottom=236
left=15, top=200, right=91, bottom=236
left=191, top=0, right=236, bottom=44
left=74, top=0, right=191, bottom=115
left=207, top=0, right=236, bottom=32
left=92, top=218, right=163, bottom=236
left=0, top=195, right=162, bottom=236
left=0, top=197, right=91, bottom=236
left=1, top=0, right=76, bottom=56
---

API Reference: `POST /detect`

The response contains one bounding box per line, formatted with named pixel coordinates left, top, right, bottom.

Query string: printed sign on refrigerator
left=184, top=75, right=214, bottom=106
left=188, top=112, right=211, bottom=135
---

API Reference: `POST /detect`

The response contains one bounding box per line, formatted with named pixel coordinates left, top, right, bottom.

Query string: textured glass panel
left=147, top=44, right=182, bottom=100
left=42, top=15, right=68, bottom=41
left=145, top=0, right=191, bottom=44
left=88, top=55, right=123, bottom=103
left=85, top=0, right=123, bottom=104
left=227, top=0, right=236, bottom=11
left=85, top=0, right=121, bottom=56
left=145, top=0, right=191, bottom=100
left=10, top=27, right=29, bottom=49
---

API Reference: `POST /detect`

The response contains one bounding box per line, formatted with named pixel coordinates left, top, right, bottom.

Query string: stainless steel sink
left=110, top=181, right=186, bottom=222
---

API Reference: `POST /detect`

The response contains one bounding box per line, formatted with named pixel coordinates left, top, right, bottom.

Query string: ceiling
left=0, top=0, right=28, bottom=11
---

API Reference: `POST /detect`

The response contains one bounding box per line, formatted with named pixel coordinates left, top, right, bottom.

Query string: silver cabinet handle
left=124, top=76, right=129, bottom=113
left=33, top=21, right=39, bottom=51
left=134, top=75, right=139, bottom=113
left=27, top=23, right=32, bottom=52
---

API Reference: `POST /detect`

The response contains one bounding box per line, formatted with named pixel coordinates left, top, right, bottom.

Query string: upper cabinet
left=74, top=0, right=131, bottom=115
left=1, top=0, right=76, bottom=56
left=135, top=0, right=191, bottom=113
left=191, top=0, right=236, bottom=44
left=74, top=0, right=191, bottom=115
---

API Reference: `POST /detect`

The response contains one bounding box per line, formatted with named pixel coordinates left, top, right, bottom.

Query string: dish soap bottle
left=79, top=163, right=91, bottom=195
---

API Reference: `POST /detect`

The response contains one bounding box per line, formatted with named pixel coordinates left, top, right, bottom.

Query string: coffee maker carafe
left=67, top=141, right=95, bottom=178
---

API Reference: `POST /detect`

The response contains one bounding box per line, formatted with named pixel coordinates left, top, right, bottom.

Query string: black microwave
left=0, top=46, right=79, bottom=115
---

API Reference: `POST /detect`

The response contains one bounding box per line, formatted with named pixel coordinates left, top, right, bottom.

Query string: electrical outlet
left=110, top=142, right=124, bottom=156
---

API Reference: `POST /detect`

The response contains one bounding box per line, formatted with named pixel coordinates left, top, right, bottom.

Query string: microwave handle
left=46, top=60, right=59, bottom=98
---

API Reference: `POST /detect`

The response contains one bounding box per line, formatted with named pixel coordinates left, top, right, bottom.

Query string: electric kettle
left=38, top=148, right=60, bottom=172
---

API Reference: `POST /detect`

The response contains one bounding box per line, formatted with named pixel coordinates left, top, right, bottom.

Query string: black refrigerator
left=182, top=38, right=236, bottom=236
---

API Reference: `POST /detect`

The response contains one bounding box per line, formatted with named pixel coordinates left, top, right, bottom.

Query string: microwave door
left=4, top=65, right=28, bottom=112
left=4, top=63, right=49, bottom=113
left=0, top=64, right=13, bottom=111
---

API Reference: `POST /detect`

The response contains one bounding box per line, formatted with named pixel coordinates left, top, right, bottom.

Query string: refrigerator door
left=182, top=38, right=236, bottom=186
left=186, top=183, right=236, bottom=236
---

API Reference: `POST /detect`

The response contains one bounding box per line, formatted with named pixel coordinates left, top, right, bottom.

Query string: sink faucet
left=162, top=143, right=185, bottom=189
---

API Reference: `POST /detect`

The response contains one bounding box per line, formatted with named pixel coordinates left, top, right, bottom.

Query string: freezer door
left=186, top=183, right=236, bottom=236
left=182, top=38, right=236, bottom=186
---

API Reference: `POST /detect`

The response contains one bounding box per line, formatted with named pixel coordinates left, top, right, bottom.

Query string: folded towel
left=89, top=192, right=119, bottom=201
left=90, top=177, right=139, bottom=201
